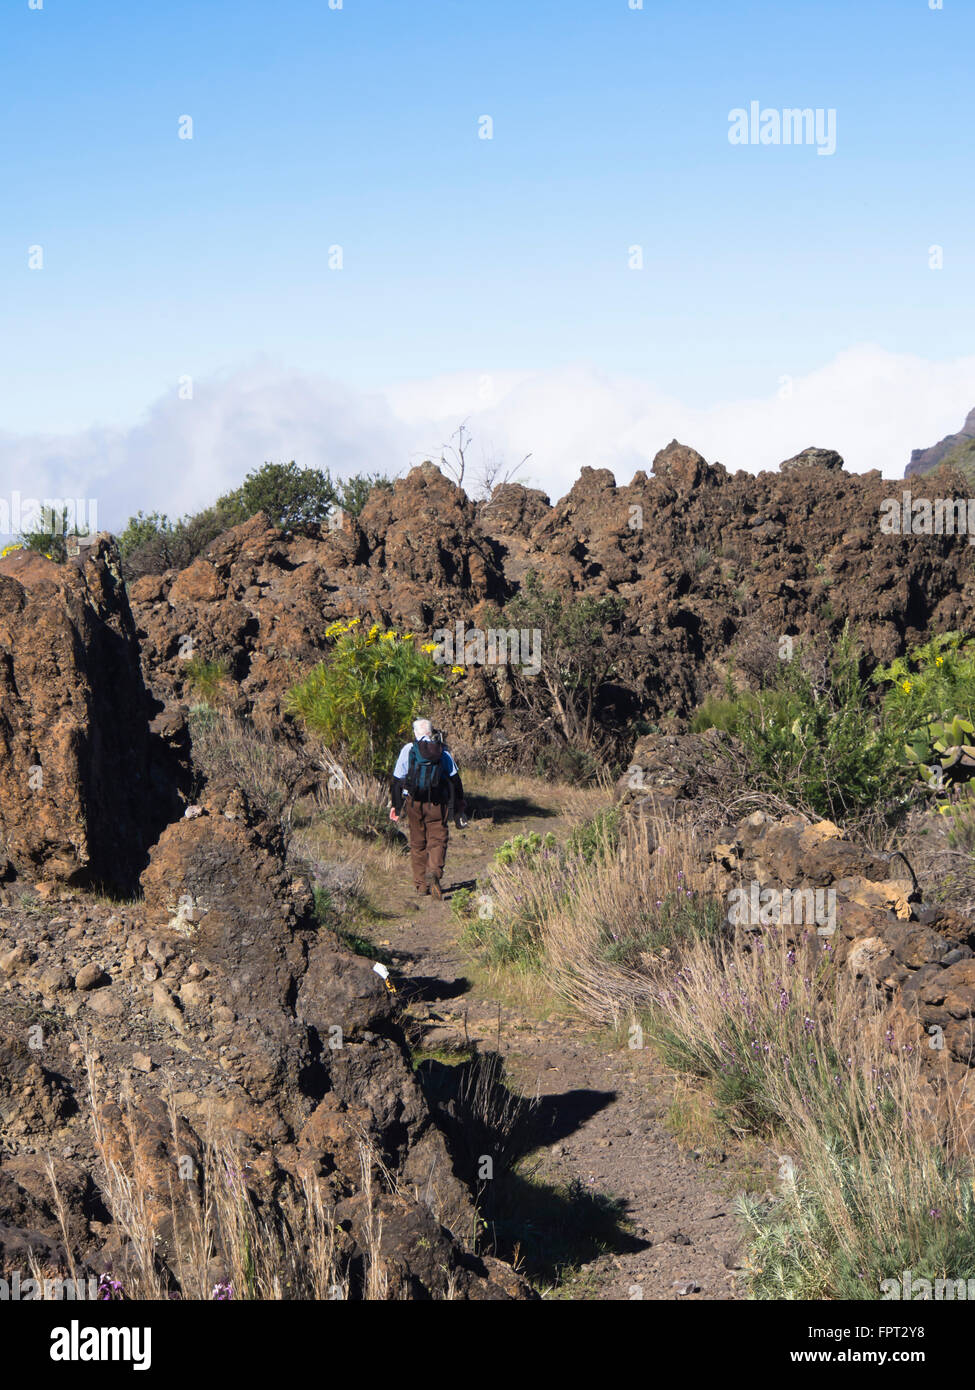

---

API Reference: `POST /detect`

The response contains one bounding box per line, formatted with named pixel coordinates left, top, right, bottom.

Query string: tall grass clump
left=187, top=708, right=309, bottom=829
left=649, top=929, right=975, bottom=1298
left=458, top=810, right=723, bottom=1017
left=184, top=655, right=232, bottom=708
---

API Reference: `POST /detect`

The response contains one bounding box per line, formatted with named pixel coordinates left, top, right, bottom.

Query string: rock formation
left=906, top=406, right=975, bottom=478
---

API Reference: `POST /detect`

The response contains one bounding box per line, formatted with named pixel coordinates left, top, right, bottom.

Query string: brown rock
left=0, top=536, right=181, bottom=890
left=73, top=962, right=106, bottom=991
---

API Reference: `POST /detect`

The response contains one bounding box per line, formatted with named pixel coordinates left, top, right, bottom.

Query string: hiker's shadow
left=446, top=877, right=477, bottom=893
left=526, top=1087, right=617, bottom=1150
left=470, top=795, right=558, bottom=826
left=396, top=972, right=473, bottom=1005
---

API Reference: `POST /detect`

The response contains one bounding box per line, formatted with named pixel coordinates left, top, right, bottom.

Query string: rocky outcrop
left=129, top=466, right=507, bottom=735
left=907, top=406, right=975, bottom=478
left=778, top=446, right=845, bottom=472
left=701, top=811, right=975, bottom=1089
left=615, top=729, right=744, bottom=821
left=0, top=537, right=180, bottom=892
left=128, top=449, right=975, bottom=756
left=0, top=805, right=526, bottom=1298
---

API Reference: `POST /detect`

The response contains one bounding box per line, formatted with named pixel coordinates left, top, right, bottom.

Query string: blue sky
left=1, top=0, right=973, bottom=523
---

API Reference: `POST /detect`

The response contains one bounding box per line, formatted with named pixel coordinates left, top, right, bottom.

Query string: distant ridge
left=906, top=405, right=975, bottom=478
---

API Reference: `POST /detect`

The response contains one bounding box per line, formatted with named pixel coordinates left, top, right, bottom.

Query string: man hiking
left=390, top=719, right=466, bottom=899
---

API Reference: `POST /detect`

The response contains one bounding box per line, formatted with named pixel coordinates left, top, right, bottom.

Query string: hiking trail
left=372, top=781, right=747, bottom=1300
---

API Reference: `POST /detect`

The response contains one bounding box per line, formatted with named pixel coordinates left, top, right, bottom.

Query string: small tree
left=20, top=505, right=88, bottom=563
left=117, top=511, right=177, bottom=559
left=336, top=472, right=393, bottom=517
left=484, top=573, right=629, bottom=748
left=217, top=461, right=336, bottom=530
left=286, top=621, right=448, bottom=775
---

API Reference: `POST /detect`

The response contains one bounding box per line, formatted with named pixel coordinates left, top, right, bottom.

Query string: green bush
left=19, top=504, right=88, bottom=563
left=689, top=694, right=758, bottom=734
left=450, top=887, right=476, bottom=922
left=184, top=656, right=231, bottom=708
left=691, top=625, right=905, bottom=820
left=565, top=807, right=621, bottom=864
left=216, top=461, right=335, bottom=531
left=874, top=631, right=975, bottom=733
left=119, top=467, right=393, bottom=580
left=874, top=632, right=975, bottom=794
left=493, top=831, right=555, bottom=867
left=286, top=620, right=447, bottom=774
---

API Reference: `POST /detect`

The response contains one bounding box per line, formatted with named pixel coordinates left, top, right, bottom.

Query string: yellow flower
left=901, top=680, right=912, bottom=693
left=451, top=665, right=465, bottom=675
left=421, top=642, right=437, bottom=654
left=936, top=656, right=944, bottom=667
left=379, top=631, right=396, bottom=642
left=402, top=632, right=414, bottom=639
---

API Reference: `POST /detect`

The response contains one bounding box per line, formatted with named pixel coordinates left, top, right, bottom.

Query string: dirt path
left=372, top=785, right=746, bottom=1300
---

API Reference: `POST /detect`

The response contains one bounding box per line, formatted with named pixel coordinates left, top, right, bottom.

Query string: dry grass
left=649, top=928, right=975, bottom=1297
left=74, top=1053, right=455, bottom=1301
left=292, top=771, right=406, bottom=878
left=468, top=768, right=611, bottom=822
left=459, top=810, right=724, bottom=1022
left=188, top=708, right=311, bottom=831
left=539, top=815, right=722, bottom=1021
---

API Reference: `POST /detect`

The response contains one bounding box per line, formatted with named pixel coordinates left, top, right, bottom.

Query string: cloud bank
left=1, top=345, right=973, bottom=537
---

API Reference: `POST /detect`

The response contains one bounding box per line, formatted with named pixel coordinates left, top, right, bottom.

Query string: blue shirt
left=393, top=743, right=458, bottom=779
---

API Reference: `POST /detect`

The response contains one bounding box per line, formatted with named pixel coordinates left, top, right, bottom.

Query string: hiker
left=389, top=719, right=466, bottom=898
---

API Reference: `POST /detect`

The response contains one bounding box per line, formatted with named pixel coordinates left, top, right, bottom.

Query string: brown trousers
left=406, top=798, right=449, bottom=888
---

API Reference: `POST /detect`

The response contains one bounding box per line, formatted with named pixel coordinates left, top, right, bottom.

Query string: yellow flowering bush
left=287, top=620, right=447, bottom=772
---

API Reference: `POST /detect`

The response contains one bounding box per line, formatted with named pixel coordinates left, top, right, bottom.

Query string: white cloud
left=0, top=346, right=972, bottom=536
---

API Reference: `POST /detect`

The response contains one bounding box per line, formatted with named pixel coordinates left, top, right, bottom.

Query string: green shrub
left=120, top=504, right=241, bottom=579
left=286, top=621, right=447, bottom=775
left=566, top=807, right=620, bottom=864
left=216, top=461, right=334, bottom=531
left=874, top=632, right=975, bottom=794
left=184, top=656, right=231, bottom=708
left=690, top=625, right=905, bottom=820
left=459, top=896, right=544, bottom=973
left=690, top=694, right=758, bottom=734
left=19, top=504, right=88, bottom=563
left=119, top=468, right=393, bottom=581
left=450, top=887, right=476, bottom=922
left=874, top=631, right=975, bottom=732
left=493, top=831, right=554, bottom=867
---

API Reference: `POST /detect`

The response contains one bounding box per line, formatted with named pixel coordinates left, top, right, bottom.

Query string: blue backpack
left=407, top=736, right=445, bottom=800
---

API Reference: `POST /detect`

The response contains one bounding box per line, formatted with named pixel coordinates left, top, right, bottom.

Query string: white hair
left=412, top=718, right=433, bottom=740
